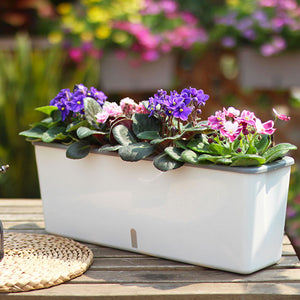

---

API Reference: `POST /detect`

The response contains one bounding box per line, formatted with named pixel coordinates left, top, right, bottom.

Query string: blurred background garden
left=0, top=0, right=300, bottom=252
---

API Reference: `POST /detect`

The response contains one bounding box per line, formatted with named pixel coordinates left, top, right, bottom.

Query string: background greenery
left=0, top=33, right=99, bottom=197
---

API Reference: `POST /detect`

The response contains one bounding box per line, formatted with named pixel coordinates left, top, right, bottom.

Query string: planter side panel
left=238, top=48, right=300, bottom=89
left=100, top=53, right=175, bottom=92
left=35, top=144, right=291, bottom=274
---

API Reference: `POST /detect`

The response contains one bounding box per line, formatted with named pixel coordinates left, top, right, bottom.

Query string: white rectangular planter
left=100, top=53, right=175, bottom=92
left=34, top=142, right=294, bottom=274
left=238, top=47, right=300, bottom=89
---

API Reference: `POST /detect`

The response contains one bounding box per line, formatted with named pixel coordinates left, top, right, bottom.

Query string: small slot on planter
left=130, top=228, right=138, bottom=248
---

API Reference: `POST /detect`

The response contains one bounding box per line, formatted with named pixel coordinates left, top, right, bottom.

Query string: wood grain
left=0, top=199, right=299, bottom=299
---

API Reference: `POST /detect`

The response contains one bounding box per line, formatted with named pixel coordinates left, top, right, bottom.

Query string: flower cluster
left=50, top=84, right=107, bottom=121
left=95, top=97, right=148, bottom=124
left=215, top=0, right=300, bottom=56
left=208, top=107, right=277, bottom=143
left=50, top=0, right=207, bottom=63
left=20, top=84, right=297, bottom=171
left=148, top=87, right=209, bottom=122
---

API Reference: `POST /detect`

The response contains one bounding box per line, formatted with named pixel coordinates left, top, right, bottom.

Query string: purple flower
left=70, top=85, right=88, bottom=113
left=87, top=87, right=107, bottom=107
left=49, top=88, right=73, bottom=121
left=221, top=36, right=236, bottom=48
left=260, top=43, right=276, bottom=56
left=243, top=28, right=256, bottom=40
left=173, top=103, right=193, bottom=121
left=148, top=89, right=168, bottom=116
left=181, top=87, right=209, bottom=106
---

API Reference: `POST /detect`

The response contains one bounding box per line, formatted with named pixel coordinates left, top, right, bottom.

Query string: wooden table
left=1, top=199, right=300, bottom=299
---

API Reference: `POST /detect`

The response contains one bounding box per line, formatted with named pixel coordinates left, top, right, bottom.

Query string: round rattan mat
left=0, top=232, right=93, bottom=293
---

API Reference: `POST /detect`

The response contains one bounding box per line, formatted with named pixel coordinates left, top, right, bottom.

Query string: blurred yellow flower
left=128, top=14, right=142, bottom=24
left=62, top=15, right=76, bottom=29
left=95, top=26, right=111, bottom=39
left=73, top=22, right=86, bottom=34
left=56, top=3, right=72, bottom=15
left=81, top=32, right=94, bottom=42
left=48, top=32, right=63, bottom=44
left=88, top=6, right=111, bottom=23
left=226, top=0, right=240, bottom=8
left=112, top=32, right=129, bottom=44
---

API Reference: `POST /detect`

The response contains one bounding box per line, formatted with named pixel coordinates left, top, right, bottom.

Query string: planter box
left=238, top=48, right=300, bottom=89
left=34, top=142, right=294, bottom=274
left=100, top=53, right=176, bottom=92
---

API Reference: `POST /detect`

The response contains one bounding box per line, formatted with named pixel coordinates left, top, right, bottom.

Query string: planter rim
left=33, top=142, right=295, bottom=174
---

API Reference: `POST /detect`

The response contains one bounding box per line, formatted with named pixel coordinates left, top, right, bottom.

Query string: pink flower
left=120, top=97, right=137, bottom=115
left=208, top=110, right=225, bottom=130
left=240, top=110, right=256, bottom=126
left=95, top=111, right=109, bottom=124
left=136, top=102, right=149, bottom=114
left=69, top=48, right=83, bottom=63
left=220, top=121, right=242, bottom=142
left=255, top=118, right=276, bottom=135
left=141, top=50, right=160, bottom=61
left=104, top=102, right=123, bottom=118
left=224, top=107, right=240, bottom=118
left=273, top=108, right=291, bottom=121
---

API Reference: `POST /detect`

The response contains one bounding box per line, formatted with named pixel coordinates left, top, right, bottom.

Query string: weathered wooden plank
left=0, top=206, right=43, bottom=213
left=0, top=199, right=42, bottom=206
left=2, top=221, right=45, bottom=230
left=88, top=256, right=300, bottom=272
left=0, top=214, right=44, bottom=221
left=283, top=235, right=292, bottom=245
left=85, top=245, right=148, bottom=258
left=70, top=268, right=300, bottom=284
left=8, top=282, right=300, bottom=299
left=282, top=244, right=297, bottom=255
left=90, top=257, right=202, bottom=271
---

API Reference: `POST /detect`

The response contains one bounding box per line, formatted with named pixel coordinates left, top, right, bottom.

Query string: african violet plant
left=20, top=84, right=297, bottom=171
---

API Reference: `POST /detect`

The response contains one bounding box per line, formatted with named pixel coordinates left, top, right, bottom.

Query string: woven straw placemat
left=0, top=232, right=93, bottom=293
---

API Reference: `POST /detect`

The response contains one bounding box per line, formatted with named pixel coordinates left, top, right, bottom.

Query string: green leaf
left=164, top=147, right=184, bottom=162
left=182, top=122, right=210, bottom=134
left=112, top=124, right=137, bottom=146
left=254, top=134, right=271, bottom=154
left=118, top=142, right=155, bottom=161
left=137, top=131, right=161, bottom=140
left=84, top=97, right=102, bottom=126
left=77, top=127, right=106, bottom=139
left=150, top=134, right=182, bottom=145
left=209, top=143, right=231, bottom=156
left=181, top=149, right=199, bottom=164
left=263, top=143, right=297, bottom=163
left=153, top=153, right=184, bottom=172
left=98, top=144, right=122, bottom=152
left=186, top=138, right=211, bottom=153
left=51, top=109, right=62, bottom=122
left=198, top=154, right=225, bottom=164
left=19, top=125, right=47, bottom=139
left=231, top=154, right=266, bottom=167
left=35, top=105, right=58, bottom=116
left=66, top=120, right=89, bottom=132
left=66, top=140, right=91, bottom=159
left=246, top=144, right=257, bottom=154
left=215, top=157, right=233, bottom=165
left=41, top=126, right=67, bottom=143
left=132, top=113, right=160, bottom=136
left=175, top=140, right=189, bottom=150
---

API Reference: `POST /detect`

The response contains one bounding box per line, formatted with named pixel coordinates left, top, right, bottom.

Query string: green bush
left=0, top=34, right=99, bottom=198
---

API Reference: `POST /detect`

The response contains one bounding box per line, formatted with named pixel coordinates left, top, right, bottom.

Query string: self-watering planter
left=34, top=142, right=294, bottom=274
